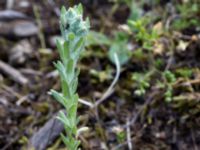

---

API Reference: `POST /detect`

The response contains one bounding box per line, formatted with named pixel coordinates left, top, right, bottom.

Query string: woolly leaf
left=61, top=79, right=71, bottom=99
left=60, top=133, right=68, bottom=146
left=50, top=89, right=67, bottom=107
left=53, top=61, right=67, bottom=82
left=77, top=3, right=83, bottom=14
left=71, top=77, right=78, bottom=94
left=66, top=59, right=74, bottom=82
left=56, top=39, right=65, bottom=63
left=63, top=41, right=70, bottom=60
left=57, top=111, right=70, bottom=127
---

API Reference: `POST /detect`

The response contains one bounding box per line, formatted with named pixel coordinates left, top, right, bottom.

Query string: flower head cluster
left=60, top=4, right=90, bottom=40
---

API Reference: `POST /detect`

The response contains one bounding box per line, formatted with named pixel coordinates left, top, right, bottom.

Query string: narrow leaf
left=63, top=41, right=70, bottom=60
left=61, top=79, right=71, bottom=99
left=50, top=89, right=67, bottom=107
left=56, top=39, right=65, bottom=63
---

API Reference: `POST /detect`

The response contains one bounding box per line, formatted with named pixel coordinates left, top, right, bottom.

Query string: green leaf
left=73, top=93, right=79, bottom=103
left=86, top=17, right=90, bottom=30
left=56, top=39, right=65, bottom=63
left=60, top=6, right=67, bottom=26
left=71, top=77, right=78, bottom=94
left=60, top=133, right=68, bottom=147
left=68, top=94, right=78, bottom=119
left=128, top=2, right=143, bottom=21
left=54, top=61, right=66, bottom=80
left=63, top=41, right=70, bottom=61
left=66, top=59, right=74, bottom=82
left=108, top=32, right=131, bottom=66
left=73, top=38, right=84, bottom=59
left=74, top=37, right=84, bottom=53
left=77, top=3, right=83, bottom=14
left=61, top=6, right=67, bottom=16
left=108, top=41, right=131, bottom=65
left=61, top=79, right=71, bottom=99
left=164, top=71, right=176, bottom=83
left=86, top=31, right=111, bottom=46
left=57, top=111, right=70, bottom=127
left=68, top=103, right=78, bottom=119
left=50, top=89, right=67, bottom=107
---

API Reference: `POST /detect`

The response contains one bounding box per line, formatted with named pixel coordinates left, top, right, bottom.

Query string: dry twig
left=0, top=60, right=28, bottom=85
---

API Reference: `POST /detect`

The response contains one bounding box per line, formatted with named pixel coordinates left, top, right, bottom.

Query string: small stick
left=126, top=118, right=132, bottom=150
left=78, top=98, right=94, bottom=108
left=95, top=53, right=120, bottom=106
left=0, top=60, right=28, bottom=85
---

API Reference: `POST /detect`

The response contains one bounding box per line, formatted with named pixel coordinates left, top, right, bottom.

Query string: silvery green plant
left=50, top=4, right=89, bottom=150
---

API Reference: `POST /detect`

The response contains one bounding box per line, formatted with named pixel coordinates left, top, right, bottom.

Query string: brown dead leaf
left=177, top=40, right=189, bottom=51
left=153, top=41, right=165, bottom=55
left=153, top=21, right=163, bottom=35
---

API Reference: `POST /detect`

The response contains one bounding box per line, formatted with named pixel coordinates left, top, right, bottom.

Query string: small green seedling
left=50, top=4, right=90, bottom=150
left=172, top=2, right=200, bottom=30
left=128, top=18, right=159, bottom=51
left=163, top=70, right=176, bottom=102
left=132, top=72, right=151, bottom=96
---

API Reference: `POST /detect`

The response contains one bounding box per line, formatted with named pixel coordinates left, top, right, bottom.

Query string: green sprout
left=132, top=72, right=150, bottom=96
left=163, top=70, right=176, bottom=102
left=128, top=18, right=159, bottom=51
left=49, top=4, right=90, bottom=150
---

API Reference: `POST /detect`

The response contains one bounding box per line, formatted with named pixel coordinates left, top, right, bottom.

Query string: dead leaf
left=177, top=40, right=189, bottom=51
left=153, top=21, right=163, bottom=35
left=153, top=41, right=164, bottom=55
